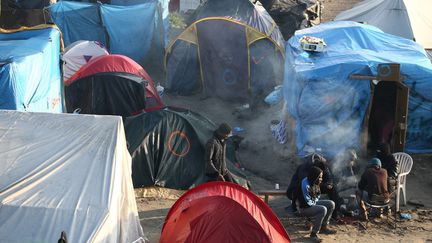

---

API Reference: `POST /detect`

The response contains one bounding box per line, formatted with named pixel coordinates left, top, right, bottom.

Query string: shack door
left=391, top=82, right=409, bottom=152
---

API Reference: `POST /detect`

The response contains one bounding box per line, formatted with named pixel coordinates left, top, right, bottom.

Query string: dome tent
left=160, top=182, right=290, bottom=243
left=62, top=40, right=109, bottom=82
left=165, top=0, right=285, bottom=101
left=65, top=55, right=164, bottom=117
left=124, top=107, right=250, bottom=190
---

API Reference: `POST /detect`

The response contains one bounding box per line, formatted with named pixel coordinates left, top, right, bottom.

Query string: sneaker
left=320, top=225, right=337, bottom=235
left=310, top=233, right=323, bottom=242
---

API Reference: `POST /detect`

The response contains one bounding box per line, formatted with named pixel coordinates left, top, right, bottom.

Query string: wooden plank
left=257, top=190, right=286, bottom=204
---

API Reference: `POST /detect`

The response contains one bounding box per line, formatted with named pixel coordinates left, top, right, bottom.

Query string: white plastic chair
left=393, top=152, right=413, bottom=212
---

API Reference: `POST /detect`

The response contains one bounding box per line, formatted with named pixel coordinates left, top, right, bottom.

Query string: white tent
left=0, top=110, right=146, bottom=243
left=62, top=40, right=109, bottom=82
left=334, top=0, right=432, bottom=49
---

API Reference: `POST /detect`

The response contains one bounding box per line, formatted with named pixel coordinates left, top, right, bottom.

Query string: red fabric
left=65, top=54, right=164, bottom=111
left=160, top=182, right=290, bottom=243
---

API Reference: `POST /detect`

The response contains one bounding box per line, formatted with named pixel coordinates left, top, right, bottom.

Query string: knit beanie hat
left=216, top=123, right=232, bottom=136
left=370, top=158, right=382, bottom=168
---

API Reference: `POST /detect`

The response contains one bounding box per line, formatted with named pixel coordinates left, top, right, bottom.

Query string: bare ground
left=137, top=94, right=432, bottom=243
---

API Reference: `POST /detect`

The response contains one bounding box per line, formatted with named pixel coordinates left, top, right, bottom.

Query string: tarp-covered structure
left=284, top=21, right=432, bottom=156
left=124, top=107, right=250, bottom=190
left=160, top=182, right=290, bottom=243
left=0, top=110, right=145, bottom=242
left=165, top=0, right=285, bottom=101
left=334, top=0, right=432, bottom=49
left=48, top=0, right=166, bottom=79
left=65, top=54, right=164, bottom=116
left=0, top=25, right=63, bottom=112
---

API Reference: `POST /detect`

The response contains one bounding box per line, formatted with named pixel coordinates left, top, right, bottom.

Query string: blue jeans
left=298, top=200, right=335, bottom=234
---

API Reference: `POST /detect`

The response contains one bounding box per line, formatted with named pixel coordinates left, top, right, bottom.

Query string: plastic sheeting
left=334, top=0, right=432, bottom=49
left=284, top=21, right=432, bottom=155
left=111, top=0, right=170, bottom=47
left=49, top=2, right=107, bottom=46
left=48, top=1, right=165, bottom=79
left=161, top=182, right=290, bottom=243
left=0, top=110, right=145, bottom=242
left=124, top=107, right=250, bottom=190
left=0, top=26, right=63, bottom=113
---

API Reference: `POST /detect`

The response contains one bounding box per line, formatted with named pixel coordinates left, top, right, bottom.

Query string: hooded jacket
left=204, top=131, right=228, bottom=176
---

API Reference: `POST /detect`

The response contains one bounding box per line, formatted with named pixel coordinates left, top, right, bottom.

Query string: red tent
left=65, top=54, right=164, bottom=112
left=160, top=182, right=290, bottom=243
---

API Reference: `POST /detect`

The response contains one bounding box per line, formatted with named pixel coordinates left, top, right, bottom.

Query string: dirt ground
left=136, top=1, right=432, bottom=242
left=136, top=94, right=432, bottom=243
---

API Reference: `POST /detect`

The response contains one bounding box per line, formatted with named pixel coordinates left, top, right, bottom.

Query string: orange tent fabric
left=160, top=182, right=290, bottom=243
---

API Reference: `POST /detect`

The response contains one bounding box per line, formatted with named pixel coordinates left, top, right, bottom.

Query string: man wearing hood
left=295, top=166, right=337, bottom=242
left=357, top=158, right=391, bottom=220
left=205, top=123, right=234, bottom=182
left=287, top=153, right=343, bottom=219
left=376, top=143, right=398, bottom=191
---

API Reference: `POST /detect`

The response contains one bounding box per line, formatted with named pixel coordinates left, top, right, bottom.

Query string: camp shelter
left=65, top=54, right=164, bottom=116
left=48, top=0, right=166, bottom=80
left=160, top=182, right=290, bottom=243
left=62, top=40, right=109, bottom=81
left=0, top=110, right=145, bottom=242
left=0, top=25, right=63, bottom=112
left=284, top=21, right=432, bottom=157
left=124, top=107, right=250, bottom=190
left=165, top=0, right=285, bottom=101
left=334, top=0, right=432, bottom=49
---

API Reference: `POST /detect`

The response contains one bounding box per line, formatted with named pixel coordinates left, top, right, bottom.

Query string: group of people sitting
left=286, top=143, right=399, bottom=242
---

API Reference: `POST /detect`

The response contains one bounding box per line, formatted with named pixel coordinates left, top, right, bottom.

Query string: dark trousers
left=320, top=185, right=343, bottom=217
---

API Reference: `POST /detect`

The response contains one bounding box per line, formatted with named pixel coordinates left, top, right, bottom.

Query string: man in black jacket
left=204, top=123, right=234, bottom=182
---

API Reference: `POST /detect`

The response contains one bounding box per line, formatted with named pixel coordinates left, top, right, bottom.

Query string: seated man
left=294, top=166, right=337, bottom=242
left=376, top=143, right=398, bottom=192
left=287, top=153, right=343, bottom=218
left=357, top=158, right=391, bottom=220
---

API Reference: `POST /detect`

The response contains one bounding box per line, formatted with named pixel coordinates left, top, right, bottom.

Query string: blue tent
left=0, top=26, right=63, bottom=112
left=49, top=0, right=166, bottom=79
left=284, top=21, right=432, bottom=156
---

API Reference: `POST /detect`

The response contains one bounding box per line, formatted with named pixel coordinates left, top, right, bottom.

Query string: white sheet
left=335, top=0, right=432, bottom=49
left=0, top=110, right=145, bottom=243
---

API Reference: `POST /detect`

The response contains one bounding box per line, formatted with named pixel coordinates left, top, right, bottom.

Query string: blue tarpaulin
left=284, top=21, right=432, bottom=155
left=111, top=0, right=170, bottom=47
left=49, top=1, right=165, bottom=71
left=0, top=26, right=63, bottom=113
left=49, top=2, right=106, bottom=46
